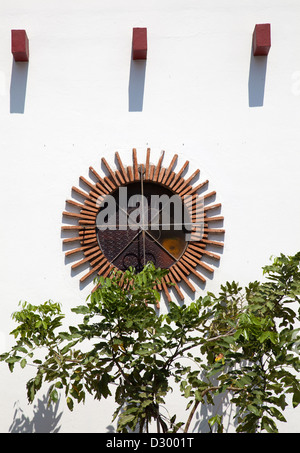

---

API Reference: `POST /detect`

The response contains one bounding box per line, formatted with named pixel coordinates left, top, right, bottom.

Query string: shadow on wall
left=192, top=373, right=239, bottom=433
left=10, top=60, right=29, bottom=114
left=248, top=43, right=268, bottom=107
left=9, top=394, right=62, bottom=433
left=128, top=52, right=147, bottom=112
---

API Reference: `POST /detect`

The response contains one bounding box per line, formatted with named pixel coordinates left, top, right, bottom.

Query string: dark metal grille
left=97, top=182, right=189, bottom=272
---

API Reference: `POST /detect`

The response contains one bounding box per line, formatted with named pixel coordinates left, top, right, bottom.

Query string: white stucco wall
left=0, top=0, right=299, bottom=433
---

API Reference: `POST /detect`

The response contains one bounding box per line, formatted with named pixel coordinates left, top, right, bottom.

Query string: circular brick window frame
left=62, top=148, right=224, bottom=303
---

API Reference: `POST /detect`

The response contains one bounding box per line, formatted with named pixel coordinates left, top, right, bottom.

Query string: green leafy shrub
left=1, top=253, right=300, bottom=433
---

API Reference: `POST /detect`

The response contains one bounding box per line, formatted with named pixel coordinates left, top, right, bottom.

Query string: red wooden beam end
left=132, top=28, right=147, bottom=60
left=253, top=24, right=271, bottom=56
left=11, top=30, right=29, bottom=62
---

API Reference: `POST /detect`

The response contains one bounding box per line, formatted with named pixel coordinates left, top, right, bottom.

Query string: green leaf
left=20, top=358, right=27, bottom=369
left=71, top=305, right=90, bottom=314
left=60, top=340, right=79, bottom=354
left=258, top=332, right=270, bottom=343
left=184, top=385, right=192, bottom=398
left=186, top=400, right=193, bottom=410
left=50, top=388, right=59, bottom=403
left=6, top=356, right=21, bottom=364
left=14, top=346, right=28, bottom=354
left=27, top=380, right=35, bottom=403
left=33, top=359, right=43, bottom=365
left=58, top=332, right=73, bottom=341
left=66, top=397, right=74, bottom=411
left=195, top=389, right=204, bottom=402
left=98, top=372, right=112, bottom=399
left=268, top=332, right=278, bottom=344
left=247, top=404, right=260, bottom=416
left=208, top=415, right=223, bottom=432
left=268, top=407, right=286, bottom=422
left=292, top=389, right=300, bottom=408
left=119, top=413, right=136, bottom=426
left=236, top=375, right=252, bottom=387
left=261, top=416, right=278, bottom=433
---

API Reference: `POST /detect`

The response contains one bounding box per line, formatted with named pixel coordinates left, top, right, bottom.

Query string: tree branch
left=205, top=328, right=236, bottom=343
left=184, top=386, right=244, bottom=433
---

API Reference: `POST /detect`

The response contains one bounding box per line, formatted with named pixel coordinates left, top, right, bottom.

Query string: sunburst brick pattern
left=62, top=149, right=224, bottom=303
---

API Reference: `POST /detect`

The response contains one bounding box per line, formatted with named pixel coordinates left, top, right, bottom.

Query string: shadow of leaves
left=9, top=394, right=62, bottom=433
